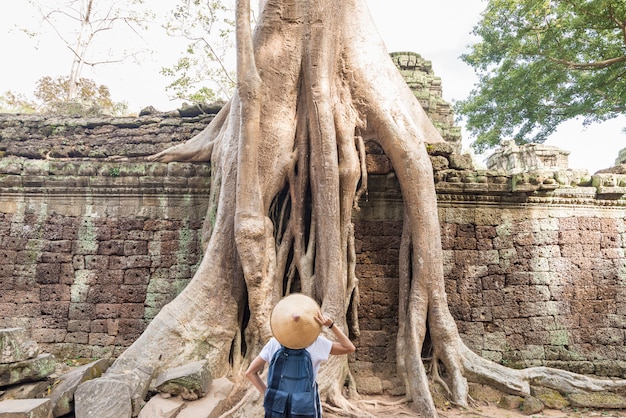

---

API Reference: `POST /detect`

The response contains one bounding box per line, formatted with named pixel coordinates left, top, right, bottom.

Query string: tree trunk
left=82, top=0, right=626, bottom=416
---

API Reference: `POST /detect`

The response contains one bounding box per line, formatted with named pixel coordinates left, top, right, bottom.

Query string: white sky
left=1, top=0, right=624, bottom=173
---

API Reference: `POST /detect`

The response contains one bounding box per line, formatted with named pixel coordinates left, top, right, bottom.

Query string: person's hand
left=314, top=311, right=334, bottom=328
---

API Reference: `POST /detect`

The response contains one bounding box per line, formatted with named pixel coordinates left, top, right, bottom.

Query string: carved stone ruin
left=486, top=139, right=571, bottom=173
left=391, top=51, right=463, bottom=154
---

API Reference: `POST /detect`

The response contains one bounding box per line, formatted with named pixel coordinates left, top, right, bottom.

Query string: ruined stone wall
left=351, top=143, right=626, bottom=394
left=0, top=158, right=210, bottom=360
left=2, top=112, right=626, bottom=397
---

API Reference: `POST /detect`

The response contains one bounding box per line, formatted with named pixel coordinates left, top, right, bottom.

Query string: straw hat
left=270, top=294, right=322, bottom=349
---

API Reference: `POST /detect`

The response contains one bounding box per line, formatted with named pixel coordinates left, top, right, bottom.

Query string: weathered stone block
left=448, top=153, right=473, bottom=170
left=74, top=378, right=132, bottom=418
left=0, top=399, right=51, bottom=418
left=0, top=380, right=50, bottom=401
left=48, top=358, right=111, bottom=417
left=137, top=394, right=184, bottom=418
left=568, top=391, right=626, bottom=409
left=0, top=354, right=56, bottom=387
left=155, top=360, right=212, bottom=401
left=354, top=376, right=383, bottom=395
left=0, top=329, right=39, bottom=364
left=175, top=377, right=233, bottom=418
left=521, top=395, right=544, bottom=415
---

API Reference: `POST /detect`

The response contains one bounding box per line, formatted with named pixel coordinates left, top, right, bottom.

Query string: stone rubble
left=47, top=358, right=111, bottom=417
left=0, top=398, right=52, bottom=418
left=0, top=327, right=234, bottom=417
left=154, top=360, right=212, bottom=401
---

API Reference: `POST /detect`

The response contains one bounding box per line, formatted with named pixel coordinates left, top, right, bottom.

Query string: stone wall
left=350, top=141, right=626, bottom=393
left=0, top=157, right=210, bottom=360
left=2, top=112, right=626, bottom=396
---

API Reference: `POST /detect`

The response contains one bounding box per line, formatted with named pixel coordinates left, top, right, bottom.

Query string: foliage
left=456, top=0, right=626, bottom=153
left=0, top=92, right=38, bottom=114
left=1, top=76, right=128, bottom=116
left=160, top=0, right=236, bottom=104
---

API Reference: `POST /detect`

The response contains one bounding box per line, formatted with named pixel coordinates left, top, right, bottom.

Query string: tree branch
left=546, top=54, right=626, bottom=70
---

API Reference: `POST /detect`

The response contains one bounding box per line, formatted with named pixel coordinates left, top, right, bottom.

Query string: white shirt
left=260, top=336, right=333, bottom=381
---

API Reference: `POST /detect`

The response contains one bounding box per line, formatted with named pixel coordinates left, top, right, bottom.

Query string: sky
left=1, top=0, right=624, bottom=173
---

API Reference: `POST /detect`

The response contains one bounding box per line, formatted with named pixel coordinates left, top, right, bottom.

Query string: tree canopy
left=456, top=0, right=626, bottom=153
left=160, top=0, right=236, bottom=104
left=1, top=76, right=127, bottom=115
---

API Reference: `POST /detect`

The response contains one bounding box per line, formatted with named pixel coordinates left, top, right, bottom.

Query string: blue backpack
left=263, top=346, right=320, bottom=418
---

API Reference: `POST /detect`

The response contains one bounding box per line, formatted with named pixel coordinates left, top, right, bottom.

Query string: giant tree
left=456, top=0, right=626, bottom=153
left=83, top=1, right=626, bottom=416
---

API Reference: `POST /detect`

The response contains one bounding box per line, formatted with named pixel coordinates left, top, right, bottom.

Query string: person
left=245, top=294, right=355, bottom=417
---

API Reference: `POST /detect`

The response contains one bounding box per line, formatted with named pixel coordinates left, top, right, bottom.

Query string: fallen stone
left=176, top=378, right=234, bottom=418
left=530, top=385, right=569, bottom=409
left=107, top=366, right=154, bottom=416
left=47, top=358, right=111, bottom=417
left=155, top=360, right=212, bottom=401
left=137, top=394, right=185, bottom=418
left=0, top=381, right=50, bottom=401
left=382, top=377, right=405, bottom=397
left=498, top=394, right=524, bottom=410
left=0, top=354, right=56, bottom=388
left=567, top=391, right=626, bottom=409
left=468, top=382, right=505, bottom=404
left=0, top=329, right=39, bottom=365
left=74, top=363, right=154, bottom=417
left=74, top=378, right=132, bottom=418
left=521, top=395, right=544, bottom=415
left=355, top=376, right=382, bottom=395
left=0, top=398, right=51, bottom=418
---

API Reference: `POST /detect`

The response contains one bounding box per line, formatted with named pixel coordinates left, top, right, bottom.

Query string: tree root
left=323, top=401, right=377, bottom=418
left=460, top=344, right=626, bottom=399
left=217, top=389, right=257, bottom=418
left=356, top=397, right=410, bottom=408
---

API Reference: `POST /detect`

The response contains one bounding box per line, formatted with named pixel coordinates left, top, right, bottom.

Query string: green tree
left=35, top=76, right=128, bottom=115
left=0, top=91, right=37, bottom=114
left=457, top=0, right=626, bottom=153
left=160, top=0, right=236, bottom=104
left=1, top=76, right=127, bottom=116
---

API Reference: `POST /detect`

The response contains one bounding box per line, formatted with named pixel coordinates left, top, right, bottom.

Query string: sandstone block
left=74, top=378, right=132, bottom=418
left=155, top=360, right=212, bottom=401
left=137, top=394, right=184, bottom=418
left=521, top=395, right=544, bottom=415
left=0, top=329, right=39, bottom=364
left=354, top=376, right=383, bottom=395
left=176, top=378, right=234, bottom=418
left=0, top=399, right=51, bottom=418
left=448, top=153, right=473, bottom=170
left=531, top=385, right=569, bottom=409
left=429, top=156, right=449, bottom=172
left=0, top=354, right=56, bottom=388
left=0, top=381, right=50, bottom=401
left=365, top=154, right=393, bottom=175
left=48, top=358, right=111, bottom=417
left=568, top=391, right=626, bottom=409
left=498, top=394, right=524, bottom=410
